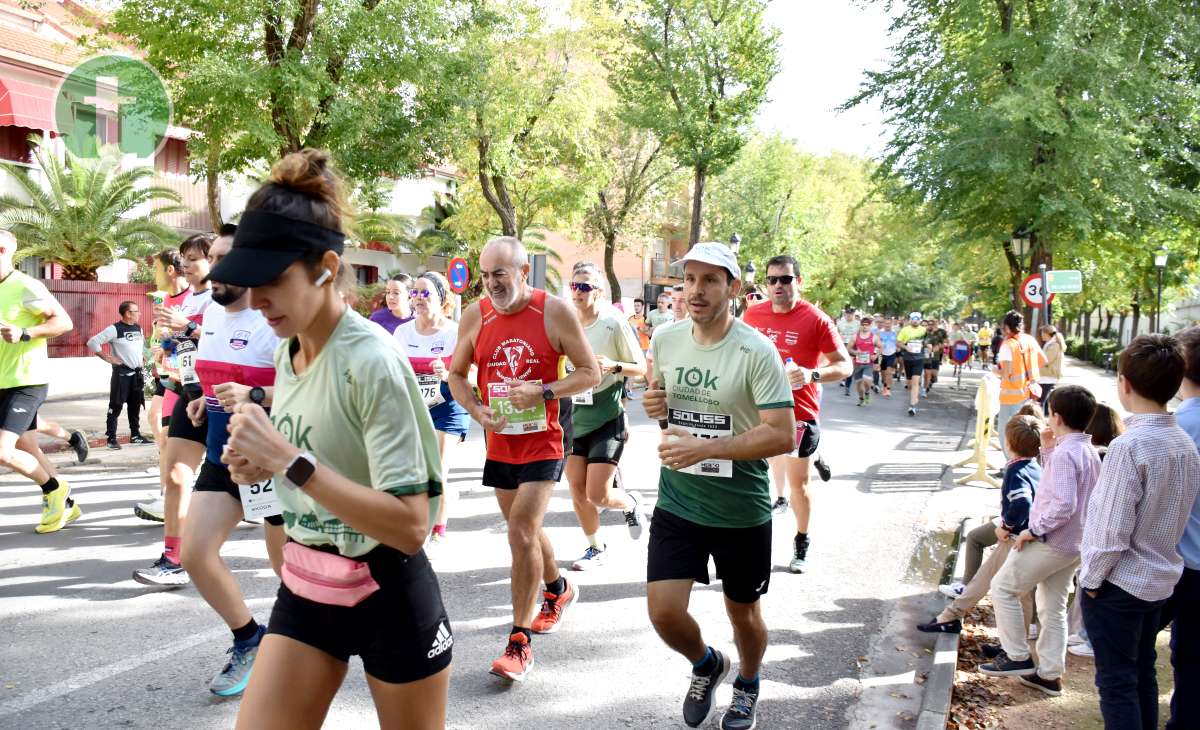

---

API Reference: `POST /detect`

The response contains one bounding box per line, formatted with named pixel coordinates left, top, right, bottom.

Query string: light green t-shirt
left=650, top=318, right=793, bottom=528
left=647, top=308, right=674, bottom=332
left=897, top=325, right=928, bottom=356
left=271, top=310, right=443, bottom=557
left=0, top=271, right=54, bottom=389
left=572, top=309, right=645, bottom=437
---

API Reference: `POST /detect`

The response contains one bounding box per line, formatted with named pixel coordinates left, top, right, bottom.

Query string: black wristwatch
left=248, top=386, right=266, bottom=405
left=283, top=452, right=318, bottom=490
left=811, top=370, right=822, bottom=382
left=542, top=384, right=555, bottom=401
left=613, top=364, right=623, bottom=374
left=185, top=321, right=198, bottom=335
left=19, top=328, right=30, bottom=342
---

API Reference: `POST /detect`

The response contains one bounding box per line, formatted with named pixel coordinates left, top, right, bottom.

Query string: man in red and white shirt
left=743, top=255, right=851, bottom=574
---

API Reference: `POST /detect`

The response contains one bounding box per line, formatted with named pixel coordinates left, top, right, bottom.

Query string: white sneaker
left=1068, top=642, right=1094, bottom=658
left=1067, top=633, right=1087, bottom=647
left=134, top=496, right=165, bottom=522
left=570, top=545, right=607, bottom=571
left=938, top=581, right=966, bottom=598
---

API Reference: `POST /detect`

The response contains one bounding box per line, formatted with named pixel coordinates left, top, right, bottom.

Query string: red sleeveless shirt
left=474, top=288, right=566, bottom=464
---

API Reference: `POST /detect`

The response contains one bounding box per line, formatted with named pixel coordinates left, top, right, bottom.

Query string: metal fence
left=43, top=280, right=154, bottom=357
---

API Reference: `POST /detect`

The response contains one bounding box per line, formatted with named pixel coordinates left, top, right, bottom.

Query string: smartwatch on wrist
left=613, top=364, right=623, bottom=374
left=249, top=386, right=266, bottom=405
left=542, top=384, right=555, bottom=401
left=185, top=321, right=198, bottom=336
left=19, top=328, right=30, bottom=342
left=811, top=369, right=822, bottom=382
left=283, top=452, right=318, bottom=490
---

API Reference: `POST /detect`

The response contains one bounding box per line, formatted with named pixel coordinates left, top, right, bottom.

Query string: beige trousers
left=939, top=538, right=1034, bottom=624
left=991, top=541, right=1079, bottom=680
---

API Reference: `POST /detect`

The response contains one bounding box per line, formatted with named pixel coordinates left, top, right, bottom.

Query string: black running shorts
left=569, top=414, right=627, bottom=465
left=881, top=353, right=898, bottom=369
left=0, top=384, right=46, bottom=435
left=794, top=419, right=820, bottom=459
left=192, top=459, right=284, bottom=526
left=647, top=507, right=772, bottom=604
left=267, top=546, right=452, bottom=684
left=482, top=458, right=564, bottom=490
left=166, top=392, right=206, bottom=444
left=902, top=356, right=925, bottom=378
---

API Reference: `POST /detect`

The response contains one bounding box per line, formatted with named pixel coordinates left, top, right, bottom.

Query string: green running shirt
left=270, top=310, right=443, bottom=557
left=0, top=271, right=55, bottom=389
left=571, top=308, right=645, bottom=438
left=650, top=318, right=793, bottom=528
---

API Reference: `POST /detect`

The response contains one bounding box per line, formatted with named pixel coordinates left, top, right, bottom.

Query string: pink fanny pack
left=281, top=541, right=381, bottom=607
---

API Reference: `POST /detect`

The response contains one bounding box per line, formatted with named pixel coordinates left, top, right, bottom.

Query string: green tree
left=846, top=0, right=1200, bottom=309
left=610, top=0, right=780, bottom=247
left=0, top=143, right=184, bottom=280
left=109, top=0, right=453, bottom=224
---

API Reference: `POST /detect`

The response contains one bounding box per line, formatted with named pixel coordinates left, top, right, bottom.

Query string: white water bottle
left=785, top=357, right=803, bottom=391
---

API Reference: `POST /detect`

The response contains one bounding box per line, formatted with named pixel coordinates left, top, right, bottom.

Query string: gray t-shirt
left=87, top=321, right=144, bottom=370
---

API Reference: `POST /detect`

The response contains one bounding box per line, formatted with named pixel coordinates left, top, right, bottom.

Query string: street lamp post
left=744, top=260, right=756, bottom=283
left=729, top=233, right=741, bottom=255
left=1154, top=247, right=1168, bottom=332
left=1011, top=230, right=1030, bottom=312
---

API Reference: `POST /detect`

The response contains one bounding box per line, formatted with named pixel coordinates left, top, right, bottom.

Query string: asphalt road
left=0, top=364, right=998, bottom=729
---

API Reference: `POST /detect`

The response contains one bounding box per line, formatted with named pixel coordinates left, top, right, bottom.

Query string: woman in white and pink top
left=393, top=272, right=468, bottom=544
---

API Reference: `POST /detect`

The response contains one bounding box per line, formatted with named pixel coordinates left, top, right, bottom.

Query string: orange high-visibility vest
left=999, top=334, right=1044, bottom=405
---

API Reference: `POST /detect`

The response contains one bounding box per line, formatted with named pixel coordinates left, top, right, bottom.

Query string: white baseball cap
left=909, top=312, right=922, bottom=321
left=674, top=242, right=741, bottom=281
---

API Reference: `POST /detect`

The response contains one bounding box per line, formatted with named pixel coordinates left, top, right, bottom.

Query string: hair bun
left=270, top=149, right=334, bottom=195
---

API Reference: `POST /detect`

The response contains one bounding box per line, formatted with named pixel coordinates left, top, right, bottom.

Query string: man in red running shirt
left=449, top=236, right=600, bottom=682
left=743, top=255, right=851, bottom=574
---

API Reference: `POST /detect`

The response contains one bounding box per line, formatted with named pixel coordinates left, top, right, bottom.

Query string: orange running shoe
left=490, top=632, right=534, bottom=681
left=531, top=578, right=579, bottom=634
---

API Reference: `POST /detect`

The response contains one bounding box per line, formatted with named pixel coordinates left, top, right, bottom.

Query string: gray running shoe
left=683, top=649, right=730, bottom=727
left=209, top=626, right=265, bottom=696
left=623, top=491, right=649, bottom=540
left=68, top=430, right=89, bottom=463
left=721, top=686, right=760, bottom=730
left=789, top=536, right=809, bottom=574
left=771, top=497, right=789, bottom=515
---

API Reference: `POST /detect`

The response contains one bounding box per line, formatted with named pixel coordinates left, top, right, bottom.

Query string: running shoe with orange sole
left=531, top=578, right=579, bottom=634
left=490, top=632, right=534, bottom=682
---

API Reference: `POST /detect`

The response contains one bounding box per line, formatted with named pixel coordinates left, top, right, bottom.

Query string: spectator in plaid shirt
left=1162, top=326, right=1200, bottom=730
left=1079, top=334, right=1200, bottom=730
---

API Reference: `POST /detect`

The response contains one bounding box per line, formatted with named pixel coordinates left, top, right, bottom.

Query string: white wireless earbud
left=314, top=268, right=333, bottom=287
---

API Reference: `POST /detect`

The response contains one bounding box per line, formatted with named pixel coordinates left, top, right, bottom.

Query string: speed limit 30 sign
left=1020, top=273, right=1056, bottom=308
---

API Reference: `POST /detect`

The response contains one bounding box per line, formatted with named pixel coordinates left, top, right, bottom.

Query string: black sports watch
left=811, top=369, right=822, bottom=382
left=19, top=328, right=30, bottom=342
left=542, top=384, right=555, bottom=401
left=248, top=386, right=266, bottom=405
left=283, top=452, right=318, bottom=490
left=613, top=364, right=623, bottom=374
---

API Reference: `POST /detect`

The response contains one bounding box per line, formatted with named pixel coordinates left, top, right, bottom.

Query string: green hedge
left=1065, top=336, right=1122, bottom=368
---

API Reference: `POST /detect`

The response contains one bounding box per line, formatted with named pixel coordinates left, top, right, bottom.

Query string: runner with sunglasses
left=564, top=264, right=649, bottom=571
left=393, top=272, right=469, bottom=547
left=743, top=255, right=851, bottom=574
left=211, top=149, right=450, bottom=728
left=449, top=236, right=600, bottom=682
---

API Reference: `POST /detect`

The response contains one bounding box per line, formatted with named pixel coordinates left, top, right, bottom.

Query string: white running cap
left=674, top=242, right=741, bottom=281
left=909, top=312, right=922, bottom=321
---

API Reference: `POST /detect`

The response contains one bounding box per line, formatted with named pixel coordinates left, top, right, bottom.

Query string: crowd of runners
left=9, top=148, right=1195, bottom=730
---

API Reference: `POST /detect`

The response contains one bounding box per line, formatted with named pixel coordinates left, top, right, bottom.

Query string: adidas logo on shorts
left=427, top=621, right=453, bottom=659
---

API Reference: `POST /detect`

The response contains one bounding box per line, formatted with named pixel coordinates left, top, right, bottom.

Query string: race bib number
left=417, top=374, right=445, bottom=408
left=667, top=407, right=733, bottom=478
left=238, top=478, right=282, bottom=521
left=572, top=389, right=594, bottom=406
left=855, top=351, right=871, bottom=364
left=488, top=381, right=547, bottom=435
left=175, top=339, right=199, bottom=386
left=905, top=340, right=924, bottom=355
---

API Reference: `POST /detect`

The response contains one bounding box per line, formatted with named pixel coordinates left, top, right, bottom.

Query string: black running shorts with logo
left=881, top=353, right=898, bottom=369
left=267, top=546, right=452, bottom=684
left=193, top=459, right=284, bottom=526
left=647, top=507, right=772, bottom=604
left=569, top=413, right=628, bottom=465
left=166, top=392, right=206, bottom=444
left=0, top=384, right=47, bottom=435
left=794, top=419, right=821, bottom=459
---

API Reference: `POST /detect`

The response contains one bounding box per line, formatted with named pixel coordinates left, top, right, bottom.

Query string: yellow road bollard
left=956, top=374, right=1001, bottom=487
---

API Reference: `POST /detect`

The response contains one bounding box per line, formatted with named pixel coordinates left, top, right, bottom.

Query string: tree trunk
left=1131, top=301, right=1141, bottom=340
left=688, top=163, right=706, bottom=248
left=206, top=163, right=222, bottom=233
left=1103, top=309, right=1114, bottom=338
left=603, top=231, right=622, bottom=303
left=1118, top=312, right=1128, bottom=345
left=61, top=264, right=97, bottom=281
left=1083, top=310, right=1092, bottom=360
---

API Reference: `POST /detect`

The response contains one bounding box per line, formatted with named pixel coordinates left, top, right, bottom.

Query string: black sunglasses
left=766, top=275, right=795, bottom=286
left=570, top=282, right=599, bottom=293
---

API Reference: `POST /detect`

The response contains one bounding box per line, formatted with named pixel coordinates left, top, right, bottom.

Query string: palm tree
left=0, top=140, right=185, bottom=280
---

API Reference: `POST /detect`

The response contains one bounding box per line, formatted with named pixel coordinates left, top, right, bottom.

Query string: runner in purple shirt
left=368, top=273, right=414, bottom=334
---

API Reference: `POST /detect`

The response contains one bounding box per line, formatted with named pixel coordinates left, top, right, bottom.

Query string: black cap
left=207, top=210, right=346, bottom=288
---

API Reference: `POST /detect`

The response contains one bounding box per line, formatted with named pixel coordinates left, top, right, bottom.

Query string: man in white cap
left=642, top=242, right=796, bottom=730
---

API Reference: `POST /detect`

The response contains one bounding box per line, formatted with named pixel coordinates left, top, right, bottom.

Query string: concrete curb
left=915, top=516, right=982, bottom=730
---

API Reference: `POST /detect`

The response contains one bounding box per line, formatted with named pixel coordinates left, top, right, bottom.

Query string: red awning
left=0, top=76, right=55, bottom=133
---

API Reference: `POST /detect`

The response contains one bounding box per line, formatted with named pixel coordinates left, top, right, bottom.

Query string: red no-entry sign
left=447, top=257, right=470, bottom=294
